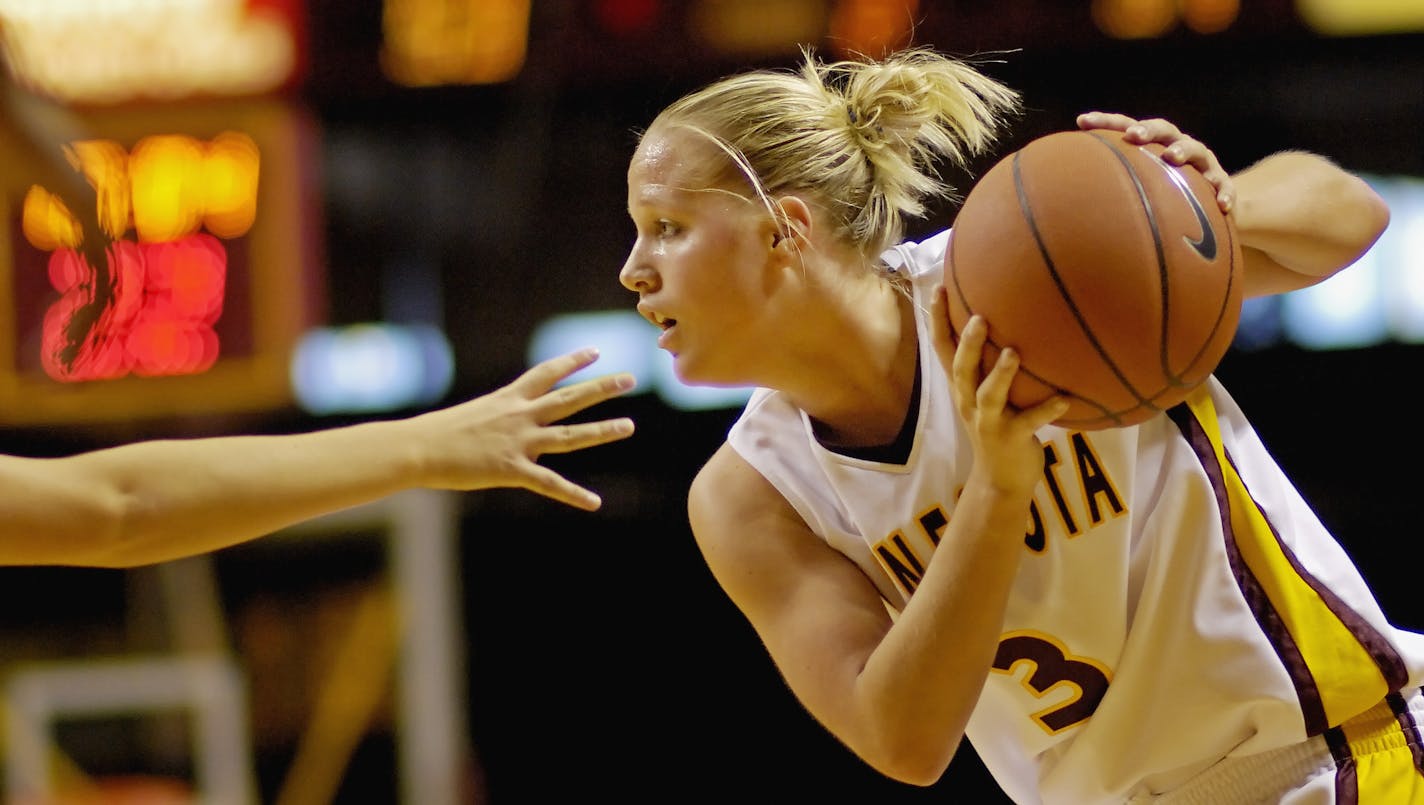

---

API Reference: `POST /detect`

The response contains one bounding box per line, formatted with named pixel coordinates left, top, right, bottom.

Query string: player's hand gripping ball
left=945, top=128, right=1243, bottom=430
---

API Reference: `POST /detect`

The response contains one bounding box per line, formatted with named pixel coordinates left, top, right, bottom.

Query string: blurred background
left=0, top=0, right=1421, bottom=802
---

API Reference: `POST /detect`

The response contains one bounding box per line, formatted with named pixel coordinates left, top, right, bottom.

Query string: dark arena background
left=0, top=1, right=1421, bottom=803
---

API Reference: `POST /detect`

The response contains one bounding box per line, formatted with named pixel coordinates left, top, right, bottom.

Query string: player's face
left=620, top=126, right=780, bottom=387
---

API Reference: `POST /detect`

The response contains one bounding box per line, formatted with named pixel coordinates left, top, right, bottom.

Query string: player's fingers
left=951, top=312, right=988, bottom=410
left=978, top=345, right=1018, bottom=412
left=1022, top=396, right=1071, bottom=431
left=1193, top=161, right=1235, bottom=212
left=533, top=418, right=635, bottom=456
left=1213, top=176, right=1235, bottom=213
left=1125, top=118, right=1183, bottom=145
left=1076, top=111, right=1137, bottom=132
left=511, top=347, right=605, bottom=396
left=520, top=465, right=604, bottom=511
left=535, top=371, right=637, bottom=423
left=1160, top=138, right=1233, bottom=211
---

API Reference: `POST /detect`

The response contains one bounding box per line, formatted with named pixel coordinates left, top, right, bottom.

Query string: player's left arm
left=0, top=349, right=635, bottom=568
left=1078, top=111, right=1390, bottom=300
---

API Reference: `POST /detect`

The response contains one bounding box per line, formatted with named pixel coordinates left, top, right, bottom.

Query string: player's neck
left=795, top=288, right=919, bottom=447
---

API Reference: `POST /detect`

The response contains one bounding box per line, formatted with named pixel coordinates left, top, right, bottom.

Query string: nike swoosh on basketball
left=1146, top=150, right=1218, bottom=261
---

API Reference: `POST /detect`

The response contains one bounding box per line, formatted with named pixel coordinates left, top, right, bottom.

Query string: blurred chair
left=0, top=488, right=471, bottom=805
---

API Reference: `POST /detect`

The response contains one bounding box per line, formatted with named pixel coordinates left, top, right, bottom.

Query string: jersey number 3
left=992, top=631, right=1112, bottom=734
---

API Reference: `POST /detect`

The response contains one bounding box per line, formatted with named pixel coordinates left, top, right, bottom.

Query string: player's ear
left=772, top=195, right=814, bottom=251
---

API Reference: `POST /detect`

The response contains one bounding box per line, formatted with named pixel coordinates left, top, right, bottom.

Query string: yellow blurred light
left=691, top=0, right=827, bottom=56
left=21, top=132, right=261, bottom=247
left=1297, top=0, right=1424, bottom=35
left=381, top=0, right=531, bottom=86
left=202, top=132, right=261, bottom=239
left=1092, top=0, right=1178, bottom=39
left=130, top=135, right=206, bottom=243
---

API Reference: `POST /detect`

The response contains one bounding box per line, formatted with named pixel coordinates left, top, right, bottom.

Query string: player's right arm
left=689, top=304, right=1067, bottom=786
left=689, top=441, right=1031, bottom=785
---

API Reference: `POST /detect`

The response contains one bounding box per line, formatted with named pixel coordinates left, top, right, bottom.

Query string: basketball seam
left=1013, top=143, right=1158, bottom=414
left=1089, top=131, right=1181, bottom=389
left=1133, top=143, right=1238, bottom=385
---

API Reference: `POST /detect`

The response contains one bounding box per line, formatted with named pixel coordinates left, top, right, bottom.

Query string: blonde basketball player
left=619, top=45, right=1423, bottom=803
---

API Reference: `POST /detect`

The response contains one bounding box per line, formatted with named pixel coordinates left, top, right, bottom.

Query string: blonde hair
left=647, top=46, right=1022, bottom=261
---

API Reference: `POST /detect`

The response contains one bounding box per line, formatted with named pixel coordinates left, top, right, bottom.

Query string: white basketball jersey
left=725, top=229, right=1424, bottom=804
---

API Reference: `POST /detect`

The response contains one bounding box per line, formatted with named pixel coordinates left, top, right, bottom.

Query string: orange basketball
left=944, top=128, right=1244, bottom=430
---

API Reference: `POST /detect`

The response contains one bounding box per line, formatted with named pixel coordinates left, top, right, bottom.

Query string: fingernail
left=614, top=374, right=636, bottom=390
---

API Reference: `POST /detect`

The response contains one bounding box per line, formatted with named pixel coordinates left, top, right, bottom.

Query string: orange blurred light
left=828, top=0, right=919, bottom=58
left=381, top=0, right=530, bottom=86
left=691, top=0, right=826, bottom=56
left=1092, top=0, right=1178, bottom=39
left=22, top=185, right=81, bottom=251
left=1183, top=0, right=1239, bottom=33
left=65, top=140, right=132, bottom=239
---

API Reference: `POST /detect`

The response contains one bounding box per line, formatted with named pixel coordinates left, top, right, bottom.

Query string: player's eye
left=656, top=219, right=678, bottom=238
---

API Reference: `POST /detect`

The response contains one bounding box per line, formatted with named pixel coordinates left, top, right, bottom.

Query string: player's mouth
left=655, top=316, right=678, bottom=349
left=640, top=304, right=674, bottom=331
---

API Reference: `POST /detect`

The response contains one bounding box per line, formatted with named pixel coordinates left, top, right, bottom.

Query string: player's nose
left=619, top=251, right=658, bottom=293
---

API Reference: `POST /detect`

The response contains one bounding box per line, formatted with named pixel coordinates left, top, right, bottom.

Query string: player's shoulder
left=689, top=441, right=798, bottom=547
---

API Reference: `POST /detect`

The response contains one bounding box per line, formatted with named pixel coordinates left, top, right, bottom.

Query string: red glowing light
left=594, top=0, right=660, bottom=36
left=41, top=234, right=228, bottom=382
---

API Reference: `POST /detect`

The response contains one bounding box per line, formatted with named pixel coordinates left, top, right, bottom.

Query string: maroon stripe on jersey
left=1388, top=690, right=1424, bottom=775
left=1221, top=446, right=1413, bottom=702
left=1167, top=404, right=1326, bottom=732
left=1325, top=725, right=1360, bottom=805
left=1169, top=401, right=1413, bottom=732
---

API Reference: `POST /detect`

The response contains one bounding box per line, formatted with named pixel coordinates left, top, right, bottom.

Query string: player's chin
left=669, top=352, right=703, bottom=384
left=669, top=352, right=737, bottom=388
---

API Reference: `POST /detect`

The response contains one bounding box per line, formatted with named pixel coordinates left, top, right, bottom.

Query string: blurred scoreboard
left=0, top=0, right=322, bottom=427
left=0, top=100, right=325, bottom=427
